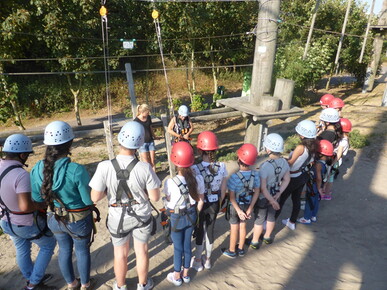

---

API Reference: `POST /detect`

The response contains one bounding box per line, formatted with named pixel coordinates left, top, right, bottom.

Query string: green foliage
left=284, top=134, right=300, bottom=153
left=172, top=98, right=183, bottom=109
left=218, top=151, right=238, bottom=162
left=190, top=94, right=208, bottom=112
left=211, top=93, right=222, bottom=109
left=349, top=129, right=369, bottom=149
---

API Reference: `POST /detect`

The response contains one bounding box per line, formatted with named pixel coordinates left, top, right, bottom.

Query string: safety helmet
left=340, top=118, right=352, bottom=133
left=318, top=139, right=334, bottom=157
left=118, top=121, right=145, bottom=149
left=320, top=108, right=340, bottom=123
left=178, top=105, right=189, bottom=117
left=328, top=98, right=345, bottom=109
left=295, top=120, right=317, bottom=139
left=237, top=143, right=258, bottom=166
left=171, top=141, right=194, bottom=167
left=3, top=134, right=33, bottom=153
left=320, top=94, right=335, bottom=106
left=44, top=121, right=75, bottom=145
left=263, top=133, right=284, bottom=153
left=197, top=131, right=219, bottom=151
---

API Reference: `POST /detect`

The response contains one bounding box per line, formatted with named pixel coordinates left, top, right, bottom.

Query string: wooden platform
left=217, top=96, right=304, bottom=121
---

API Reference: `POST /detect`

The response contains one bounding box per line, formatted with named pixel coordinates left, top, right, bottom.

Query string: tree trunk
left=191, top=49, right=196, bottom=93
left=186, top=67, right=193, bottom=102
left=210, top=45, right=218, bottom=95
left=67, top=75, right=82, bottom=126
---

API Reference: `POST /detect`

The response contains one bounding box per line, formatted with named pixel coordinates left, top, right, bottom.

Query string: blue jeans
left=47, top=213, right=92, bottom=284
left=0, top=216, right=56, bottom=285
left=304, top=192, right=319, bottom=220
left=170, top=225, right=194, bottom=272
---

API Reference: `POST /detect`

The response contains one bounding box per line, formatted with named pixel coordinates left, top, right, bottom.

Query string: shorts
left=254, top=198, right=276, bottom=225
left=328, top=162, right=340, bottom=183
left=228, top=203, right=249, bottom=225
left=110, top=217, right=153, bottom=247
left=139, top=141, right=155, bottom=153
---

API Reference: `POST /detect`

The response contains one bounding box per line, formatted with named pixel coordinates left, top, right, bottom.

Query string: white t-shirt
left=335, top=137, right=349, bottom=166
left=259, top=158, right=290, bottom=199
left=163, top=174, right=205, bottom=210
left=89, top=155, right=161, bottom=221
left=191, top=161, right=228, bottom=192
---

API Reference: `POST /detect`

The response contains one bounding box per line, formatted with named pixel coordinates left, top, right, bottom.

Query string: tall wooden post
left=161, top=114, right=176, bottom=177
left=125, top=63, right=137, bottom=118
left=245, top=0, right=281, bottom=148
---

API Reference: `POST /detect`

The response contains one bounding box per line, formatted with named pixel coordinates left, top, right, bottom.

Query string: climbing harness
left=196, top=163, right=220, bottom=203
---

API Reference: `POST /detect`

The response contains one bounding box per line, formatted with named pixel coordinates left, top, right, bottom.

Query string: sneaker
left=80, top=278, right=97, bottom=290
left=167, top=273, right=182, bottom=287
left=311, top=216, right=317, bottom=222
left=26, top=274, right=54, bottom=290
left=202, top=255, right=211, bottom=269
left=136, top=278, right=154, bottom=290
left=263, top=237, right=273, bottom=245
left=282, top=218, right=296, bottom=230
left=221, top=248, right=237, bottom=259
left=237, top=248, right=245, bottom=257
left=182, top=276, right=190, bottom=284
left=190, top=257, right=203, bottom=272
left=297, top=217, right=311, bottom=224
left=321, top=194, right=332, bottom=200
left=113, top=282, right=127, bottom=290
left=250, top=242, right=260, bottom=250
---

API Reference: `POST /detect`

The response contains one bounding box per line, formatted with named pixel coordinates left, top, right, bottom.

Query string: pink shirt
left=0, top=160, right=33, bottom=226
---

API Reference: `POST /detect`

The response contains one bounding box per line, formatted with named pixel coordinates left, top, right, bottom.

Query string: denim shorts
left=139, top=141, right=155, bottom=153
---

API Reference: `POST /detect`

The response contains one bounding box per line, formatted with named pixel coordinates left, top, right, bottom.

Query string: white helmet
left=295, top=120, right=317, bottom=139
left=178, top=105, right=189, bottom=117
left=118, top=121, right=145, bottom=149
left=320, top=108, right=340, bottom=123
left=263, top=133, right=284, bottom=153
left=44, top=121, right=75, bottom=145
left=3, top=134, right=33, bottom=153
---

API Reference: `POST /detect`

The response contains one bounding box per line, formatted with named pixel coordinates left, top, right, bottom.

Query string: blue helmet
left=118, top=121, right=145, bottom=149
left=3, top=134, right=33, bottom=153
left=44, top=121, right=74, bottom=145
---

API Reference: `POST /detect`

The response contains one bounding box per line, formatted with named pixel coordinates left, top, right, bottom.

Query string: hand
left=237, top=210, right=247, bottom=221
left=245, top=207, right=252, bottom=219
left=271, top=200, right=280, bottom=211
left=183, top=134, right=189, bottom=140
left=273, top=193, right=281, bottom=201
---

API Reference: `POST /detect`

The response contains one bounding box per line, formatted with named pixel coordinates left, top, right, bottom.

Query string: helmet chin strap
left=18, top=153, right=29, bottom=167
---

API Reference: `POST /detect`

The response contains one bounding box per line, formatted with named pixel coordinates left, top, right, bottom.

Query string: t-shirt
left=163, top=174, right=205, bottom=210
left=134, top=115, right=153, bottom=143
left=259, top=158, right=290, bottom=200
left=318, top=130, right=336, bottom=144
left=89, top=155, right=161, bottom=221
left=335, top=137, right=349, bottom=166
left=227, top=170, right=260, bottom=204
left=0, top=160, right=33, bottom=226
left=191, top=161, right=228, bottom=192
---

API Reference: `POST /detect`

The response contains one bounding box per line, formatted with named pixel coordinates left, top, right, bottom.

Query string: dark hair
left=179, top=167, right=199, bottom=202
left=301, top=138, right=318, bottom=159
left=333, top=122, right=343, bottom=145
left=200, top=149, right=217, bottom=174
left=40, top=140, right=73, bottom=208
left=237, top=159, right=250, bottom=168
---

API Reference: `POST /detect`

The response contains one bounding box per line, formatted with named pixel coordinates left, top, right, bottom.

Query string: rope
left=152, top=7, right=174, bottom=118
left=100, top=4, right=113, bottom=134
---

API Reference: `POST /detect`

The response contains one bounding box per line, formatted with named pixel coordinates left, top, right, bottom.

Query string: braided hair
left=179, top=167, right=199, bottom=202
left=200, top=150, right=217, bottom=175
left=40, top=140, right=73, bottom=209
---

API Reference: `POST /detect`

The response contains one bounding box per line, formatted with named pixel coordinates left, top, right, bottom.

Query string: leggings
left=275, top=172, right=308, bottom=223
left=195, top=202, right=219, bottom=246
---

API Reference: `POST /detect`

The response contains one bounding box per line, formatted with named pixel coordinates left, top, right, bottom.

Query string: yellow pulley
left=100, top=6, right=107, bottom=17
left=152, top=9, right=159, bottom=20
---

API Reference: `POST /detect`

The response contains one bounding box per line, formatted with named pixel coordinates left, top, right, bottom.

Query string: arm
left=287, top=145, right=305, bottom=166
left=147, top=188, right=160, bottom=202
left=275, top=171, right=290, bottom=201
left=197, top=194, right=204, bottom=211
left=91, top=189, right=106, bottom=203
left=229, top=190, right=247, bottom=220
left=246, top=187, right=260, bottom=218
left=220, top=176, right=228, bottom=203
left=167, top=118, right=180, bottom=139
left=334, top=145, right=343, bottom=163
left=17, top=192, right=45, bottom=212
left=185, top=119, right=194, bottom=138
left=315, top=163, right=324, bottom=195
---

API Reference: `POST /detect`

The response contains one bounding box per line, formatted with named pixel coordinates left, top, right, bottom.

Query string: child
left=323, top=118, right=352, bottom=200
left=275, top=120, right=318, bottom=231
left=250, top=133, right=290, bottom=248
left=317, top=108, right=343, bottom=145
left=164, top=141, right=204, bottom=286
left=167, top=105, right=193, bottom=143
left=298, top=140, right=333, bottom=224
left=191, top=131, right=228, bottom=270
left=320, top=94, right=335, bottom=109
left=328, top=97, right=345, bottom=117
left=223, top=143, right=260, bottom=258
left=134, top=104, right=158, bottom=171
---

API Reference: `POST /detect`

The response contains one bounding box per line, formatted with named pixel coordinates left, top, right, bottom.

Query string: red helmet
left=320, top=94, right=335, bottom=106
left=197, top=131, right=219, bottom=151
left=318, top=140, right=334, bottom=156
left=329, top=98, right=345, bottom=109
left=340, top=118, right=352, bottom=133
left=171, top=141, right=194, bottom=167
left=237, top=143, right=258, bottom=166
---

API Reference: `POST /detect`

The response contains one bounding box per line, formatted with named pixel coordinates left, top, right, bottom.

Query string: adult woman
left=31, top=121, right=95, bottom=290
left=275, top=120, right=318, bottom=230
left=163, top=142, right=204, bottom=286
left=167, top=105, right=193, bottom=144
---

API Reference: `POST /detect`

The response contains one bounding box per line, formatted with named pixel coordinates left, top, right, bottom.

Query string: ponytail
left=40, top=140, right=73, bottom=209
left=179, top=167, right=199, bottom=202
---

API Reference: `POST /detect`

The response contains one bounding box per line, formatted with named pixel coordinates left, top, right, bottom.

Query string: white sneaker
left=114, top=281, right=127, bottom=290
left=282, top=218, right=296, bottom=230
left=190, top=257, right=203, bottom=271
left=297, top=217, right=311, bottom=224
left=137, top=278, right=154, bottom=290
left=202, top=255, right=211, bottom=269
left=311, top=216, right=317, bottom=222
left=167, top=272, right=182, bottom=287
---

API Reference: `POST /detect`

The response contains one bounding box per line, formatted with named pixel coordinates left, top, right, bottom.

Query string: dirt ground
left=0, top=81, right=387, bottom=290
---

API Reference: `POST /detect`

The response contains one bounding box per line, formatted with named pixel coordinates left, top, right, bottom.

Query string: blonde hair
left=137, top=104, right=150, bottom=116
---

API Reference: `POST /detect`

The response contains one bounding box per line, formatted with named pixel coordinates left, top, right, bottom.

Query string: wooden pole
left=303, top=0, right=321, bottom=60
left=359, top=0, right=376, bottom=63
left=125, top=63, right=137, bottom=119
left=103, top=120, right=115, bottom=160
left=161, top=114, right=175, bottom=177
left=273, top=78, right=295, bottom=110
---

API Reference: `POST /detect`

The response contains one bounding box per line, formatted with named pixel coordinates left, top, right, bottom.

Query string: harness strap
left=197, top=163, right=220, bottom=200
left=266, top=159, right=282, bottom=196
left=235, top=171, right=255, bottom=203
left=111, top=158, right=139, bottom=204
left=290, top=151, right=312, bottom=174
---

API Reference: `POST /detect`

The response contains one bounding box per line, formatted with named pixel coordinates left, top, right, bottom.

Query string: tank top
left=289, top=146, right=311, bottom=178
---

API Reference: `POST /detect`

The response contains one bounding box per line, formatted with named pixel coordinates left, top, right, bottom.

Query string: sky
left=361, top=0, right=382, bottom=14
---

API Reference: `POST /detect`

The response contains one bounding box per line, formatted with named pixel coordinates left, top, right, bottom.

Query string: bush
left=217, top=149, right=238, bottom=162
left=349, top=129, right=369, bottom=149
left=284, top=134, right=300, bottom=153
left=190, top=94, right=208, bottom=112
left=211, top=93, right=223, bottom=109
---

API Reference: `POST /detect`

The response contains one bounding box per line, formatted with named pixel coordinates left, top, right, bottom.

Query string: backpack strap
left=111, top=158, right=139, bottom=205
